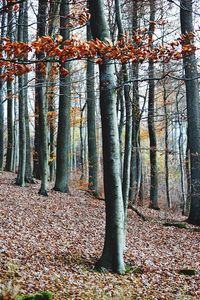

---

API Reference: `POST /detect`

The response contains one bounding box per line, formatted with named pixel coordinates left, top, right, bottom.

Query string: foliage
left=17, top=291, right=53, bottom=300
left=0, top=30, right=198, bottom=80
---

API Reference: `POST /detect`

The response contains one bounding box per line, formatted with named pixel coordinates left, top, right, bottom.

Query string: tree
left=36, top=0, right=49, bottom=195
left=115, top=0, right=132, bottom=217
left=88, top=0, right=125, bottom=274
left=0, top=0, right=6, bottom=170
left=5, top=10, right=14, bottom=172
left=180, top=0, right=200, bottom=225
left=54, top=0, right=71, bottom=193
left=148, top=0, right=159, bottom=209
left=16, top=1, right=26, bottom=187
left=86, top=22, right=98, bottom=196
left=129, top=0, right=143, bottom=205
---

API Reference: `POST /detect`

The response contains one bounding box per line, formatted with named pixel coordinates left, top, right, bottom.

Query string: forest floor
left=0, top=172, right=200, bottom=300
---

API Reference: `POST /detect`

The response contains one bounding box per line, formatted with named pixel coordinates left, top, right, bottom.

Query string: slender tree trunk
left=87, top=23, right=98, bottom=195
left=185, top=140, right=191, bottom=216
left=163, top=85, right=171, bottom=208
left=115, top=0, right=132, bottom=221
left=23, top=2, right=33, bottom=183
left=16, top=2, right=26, bottom=186
left=117, top=71, right=124, bottom=174
left=12, top=79, right=18, bottom=172
left=0, top=1, right=6, bottom=170
left=148, top=0, right=159, bottom=209
left=48, top=0, right=61, bottom=182
left=129, top=0, right=143, bottom=205
left=54, top=0, right=71, bottom=193
left=176, top=93, right=186, bottom=214
left=89, top=0, right=125, bottom=274
left=36, top=0, right=49, bottom=195
left=180, top=0, right=200, bottom=225
left=5, top=11, right=14, bottom=172
left=79, top=95, right=85, bottom=180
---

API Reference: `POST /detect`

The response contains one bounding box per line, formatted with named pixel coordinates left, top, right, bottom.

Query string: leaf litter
left=0, top=172, right=199, bottom=299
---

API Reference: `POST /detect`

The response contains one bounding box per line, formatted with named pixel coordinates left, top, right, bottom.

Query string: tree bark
left=115, top=0, right=132, bottom=223
left=180, top=0, right=200, bottom=225
left=129, top=0, right=143, bottom=205
left=23, top=1, right=33, bottom=183
left=86, top=23, right=98, bottom=196
left=54, top=0, right=71, bottom=193
left=89, top=0, right=125, bottom=274
left=36, top=0, right=49, bottom=195
left=16, top=1, right=26, bottom=187
left=0, top=1, right=6, bottom=170
left=148, top=0, right=159, bottom=209
left=5, top=11, right=14, bottom=172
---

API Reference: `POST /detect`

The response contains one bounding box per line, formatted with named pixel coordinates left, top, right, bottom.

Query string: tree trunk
left=54, top=0, right=71, bottom=193
left=129, top=0, right=143, bottom=205
left=164, top=85, right=171, bottom=208
left=89, top=0, right=125, bottom=274
left=115, top=0, right=132, bottom=222
left=86, top=23, right=98, bottom=196
left=0, top=1, right=6, bottom=170
left=36, top=0, right=49, bottom=195
left=16, top=2, right=26, bottom=186
left=5, top=11, right=14, bottom=172
left=148, top=0, right=159, bottom=209
left=180, top=0, right=200, bottom=225
left=24, top=2, right=33, bottom=183
left=48, top=0, right=61, bottom=182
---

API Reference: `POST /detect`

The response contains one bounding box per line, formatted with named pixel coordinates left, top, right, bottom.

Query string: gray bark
left=148, top=0, right=159, bottom=209
left=129, top=0, right=143, bottom=205
left=0, top=2, right=6, bottom=170
left=48, top=0, right=61, bottom=182
left=16, top=1, right=26, bottom=187
left=89, top=0, right=125, bottom=274
left=87, top=23, right=98, bottom=196
left=180, top=0, right=200, bottom=225
left=36, top=0, right=49, bottom=195
left=54, top=0, right=71, bottom=193
left=5, top=11, right=14, bottom=172
left=115, top=0, right=132, bottom=222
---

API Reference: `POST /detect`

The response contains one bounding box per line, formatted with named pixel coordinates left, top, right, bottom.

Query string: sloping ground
left=0, top=172, right=200, bottom=300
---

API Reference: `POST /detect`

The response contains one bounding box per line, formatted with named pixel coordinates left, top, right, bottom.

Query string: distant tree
left=5, top=10, right=14, bottom=172
left=0, top=0, right=6, bottom=170
left=16, top=1, right=26, bottom=186
left=148, top=0, right=159, bottom=209
left=86, top=22, right=98, bottom=196
left=36, top=0, right=49, bottom=195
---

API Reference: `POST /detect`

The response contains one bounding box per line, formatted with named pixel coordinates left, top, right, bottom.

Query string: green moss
left=17, top=291, right=53, bottom=300
left=178, top=269, right=198, bottom=276
left=125, top=263, right=143, bottom=275
left=163, top=222, right=187, bottom=229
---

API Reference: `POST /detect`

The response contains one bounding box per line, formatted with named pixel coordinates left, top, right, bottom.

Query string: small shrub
left=17, top=291, right=53, bottom=300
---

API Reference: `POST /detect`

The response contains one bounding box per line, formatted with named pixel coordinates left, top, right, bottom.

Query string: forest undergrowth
left=0, top=172, right=199, bottom=300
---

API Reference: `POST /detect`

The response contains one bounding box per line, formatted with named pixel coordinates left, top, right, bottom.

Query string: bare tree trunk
left=5, top=11, right=14, bottom=172
left=36, top=0, right=49, bottom=195
left=54, top=0, right=71, bottom=193
left=180, top=0, right=200, bottom=225
left=89, top=0, right=125, bottom=274
left=0, top=1, right=6, bottom=170
left=148, top=0, right=159, bottom=209
left=87, top=23, right=98, bottom=195
left=16, top=1, right=26, bottom=186
left=164, top=85, right=171, bottom=208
